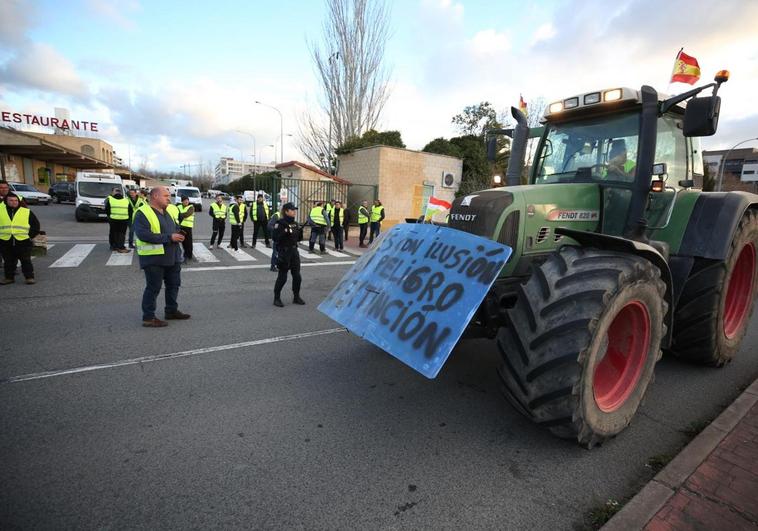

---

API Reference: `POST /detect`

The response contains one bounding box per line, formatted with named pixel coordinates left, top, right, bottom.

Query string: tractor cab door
left=644, top=114, right=688, bottom=229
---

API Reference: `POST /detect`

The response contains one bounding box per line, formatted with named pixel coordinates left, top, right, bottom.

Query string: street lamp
left=255, top=100, right=284, bottom=165
left=262, top=144, right=276, bottom=164
left=717, top=137, right=758, bottom=191
left=224, top=143, right=244, bottom=162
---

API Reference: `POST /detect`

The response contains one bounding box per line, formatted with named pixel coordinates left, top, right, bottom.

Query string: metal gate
left=243, top=175, right=376, bottom=226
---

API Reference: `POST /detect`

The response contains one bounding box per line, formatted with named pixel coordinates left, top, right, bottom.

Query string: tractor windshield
left=534, top=112, right=640, bottom=185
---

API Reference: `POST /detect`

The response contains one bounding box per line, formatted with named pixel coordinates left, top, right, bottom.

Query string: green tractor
left=448, top=71, right=758, bottom=447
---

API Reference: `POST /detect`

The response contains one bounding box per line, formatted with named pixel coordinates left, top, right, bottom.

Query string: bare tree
left=298, top=0, right=392, bottom=170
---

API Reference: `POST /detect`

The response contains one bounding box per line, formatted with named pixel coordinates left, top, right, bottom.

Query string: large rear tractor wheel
left=497, top=246, right=666, bottom=447
left=672, top=210, right=758, bottom=366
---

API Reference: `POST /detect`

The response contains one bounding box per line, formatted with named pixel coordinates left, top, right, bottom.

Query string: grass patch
left=646, top=453, right=674, bottom=474
left=586, top=499, right=622, bottom=529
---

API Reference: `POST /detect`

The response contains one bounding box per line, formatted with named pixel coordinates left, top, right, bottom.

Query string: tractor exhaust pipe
left=506, top=106, right=528, bottom=186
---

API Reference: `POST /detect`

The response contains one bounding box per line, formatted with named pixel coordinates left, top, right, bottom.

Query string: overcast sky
left=1, top=0, right=756, bottom=173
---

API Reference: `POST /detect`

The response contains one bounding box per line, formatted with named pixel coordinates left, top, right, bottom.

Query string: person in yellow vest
left=126, top=188, right=142, bottom=249
left=605, top=139, right=636, bottom=180
left=325, top=199, right=336, bottom=241
left=307, top=201, right=330, bottom=254
left=238, top=195, right=249, bottom=248
left=209, top=195, right=227, bottom=249
left=357, top=200, right=370, bottom=248
left=105, top=186, right=132, bottom=253
left=177, top=195, right=195, bottom=261
left=228, top=195, right=245, bottom=251
left=369, top=199, right=385, bottom=244
left=251, top=193, right=271, bottom=248
left=330, top=200, right=345, bottom=251
left=133, top=186, right=190, bottom=327
left=0, top=192, right=40, bottom=285
left=165, top=202, right=180, bottom=224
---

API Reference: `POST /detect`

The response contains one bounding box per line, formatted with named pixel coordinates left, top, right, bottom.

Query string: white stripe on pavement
left=105, top=251, right=134, bottom=266
left=324, top=248, right=351, bottom=258
left=50, top=243, right=96, bottom=268
left=222, top=246, right=257, bottom=261
left=183, top=260, right=355, bottom=272
left=253, top=246, right=273, bottom=257
left=2, top=328, right=348, bottom=384
left=298, top=244, right=323, bottom=260
left=192, top=243, right=219, bottom=262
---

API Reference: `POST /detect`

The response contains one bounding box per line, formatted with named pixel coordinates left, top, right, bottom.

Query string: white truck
left=75, top=172, right=125, bottom=222
left=173, top=185, right=203, bottom=212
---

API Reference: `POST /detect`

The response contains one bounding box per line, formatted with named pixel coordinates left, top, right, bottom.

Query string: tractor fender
left=554, top=227, right=674, bottom=348
left=678, top=191, right=758, bottom=260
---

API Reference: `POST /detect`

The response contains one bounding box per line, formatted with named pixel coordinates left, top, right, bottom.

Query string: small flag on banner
left=424, top=196, right=452, bottom=221
left=519, top=94, right=528, bottom=116
left=670, top=48, right=701, bottom=85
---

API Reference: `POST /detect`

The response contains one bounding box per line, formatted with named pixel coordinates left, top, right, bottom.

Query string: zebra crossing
left=44, top=242, right=358, bottom=270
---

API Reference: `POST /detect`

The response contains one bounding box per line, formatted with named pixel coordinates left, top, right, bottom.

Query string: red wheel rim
left=723, top=243, right=756, bottom=339
left=593, top=301, right=651, bottom=413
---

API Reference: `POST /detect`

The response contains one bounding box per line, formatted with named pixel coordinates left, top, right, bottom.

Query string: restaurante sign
left=1, top=110, right=99, bottom=132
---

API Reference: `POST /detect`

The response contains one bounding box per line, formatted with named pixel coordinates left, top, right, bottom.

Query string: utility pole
left=327, top=51, right=340, bottom=174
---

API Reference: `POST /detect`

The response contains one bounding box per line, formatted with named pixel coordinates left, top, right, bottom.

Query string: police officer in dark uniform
left=272, top=202, right=306, bottom=307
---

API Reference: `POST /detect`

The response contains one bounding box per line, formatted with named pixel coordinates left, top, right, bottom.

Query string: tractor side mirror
left=486, top=135, right=498, bottom=162
left=683, top=95, right=721, bottom=137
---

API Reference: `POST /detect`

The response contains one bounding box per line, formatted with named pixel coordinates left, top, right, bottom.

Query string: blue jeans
left=142, top=263, right=181, bottom=320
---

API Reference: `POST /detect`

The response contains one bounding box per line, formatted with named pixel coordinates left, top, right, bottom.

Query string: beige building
left=337, top=145, right=463, bottom=228
left=0, top=127, right=111, bottom=189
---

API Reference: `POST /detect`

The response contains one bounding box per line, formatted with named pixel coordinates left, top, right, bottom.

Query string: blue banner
left=318, top=224, right=512, bottom=378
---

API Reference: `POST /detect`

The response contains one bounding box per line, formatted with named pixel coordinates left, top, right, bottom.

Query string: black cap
left=282, top=202, right=297, bottom=210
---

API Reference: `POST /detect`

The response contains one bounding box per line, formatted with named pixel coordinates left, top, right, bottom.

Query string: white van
left=174, top=185, right=203, bottom=212
left=75, top=172, right=125, bottom=222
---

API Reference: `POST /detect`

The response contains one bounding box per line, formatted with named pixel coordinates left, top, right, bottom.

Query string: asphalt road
left=2, top=201, right=757, bottom=529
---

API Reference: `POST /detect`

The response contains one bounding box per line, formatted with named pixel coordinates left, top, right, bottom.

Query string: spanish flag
left=670, top=48, right=701, bottom=85
left=519, top=94, right=528, bottom=116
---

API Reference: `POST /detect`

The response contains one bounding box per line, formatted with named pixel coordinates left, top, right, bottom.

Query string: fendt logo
left=450, top=213, right=478, bottom=222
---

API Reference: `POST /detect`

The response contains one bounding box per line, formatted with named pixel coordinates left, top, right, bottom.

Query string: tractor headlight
left=563, top=97, right=579, bottom=109
left=584, top=92, right=601, bottom=105
left=549, top=101, right=563, bottom=113
left=604, top=89, right=622, bottom=102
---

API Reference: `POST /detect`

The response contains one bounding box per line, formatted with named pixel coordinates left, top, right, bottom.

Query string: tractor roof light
left=584, top=92, right=601, bottom=105
left=564, top=97, right=579, bottom=109
left=549, top=101, right=564, bottom=113
left=604, top=89, right=623, bottom=102
left=715, top=70, right=730, bottom=83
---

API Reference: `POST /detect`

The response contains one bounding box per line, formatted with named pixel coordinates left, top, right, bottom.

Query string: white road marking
left=253, top=246, right=273, bottom=257
left=50, top=244, right=96, bottom=268
left=324, top=248, right=351, bottom=258
left=222, top=246, right=256, bottom=261
left=2, top=328, right=348, bottom=384
left=105, top=251, right=134, bottom=266
left=183, top=260, right=355, bottom=272
left=298, top=244, right=323, bottom=259
left=192, top=243, right=219, bottom=263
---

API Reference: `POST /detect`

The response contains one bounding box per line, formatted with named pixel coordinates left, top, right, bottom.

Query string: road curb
left=602, top=377, right=758, bottom=530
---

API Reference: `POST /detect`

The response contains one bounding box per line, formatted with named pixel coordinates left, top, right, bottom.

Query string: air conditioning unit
left=441, top=171, right=456, bottom=188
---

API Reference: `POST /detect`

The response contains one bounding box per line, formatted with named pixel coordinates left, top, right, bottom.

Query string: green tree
left=452, top=101, right=500, bottom=137
left=450, top=135, right=491, bottom=195
left=422, top=138, right=462, bottom=158
left=335, top=129, right=405, bottom=154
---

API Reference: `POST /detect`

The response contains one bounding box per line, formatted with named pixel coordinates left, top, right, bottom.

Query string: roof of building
left=0, top=126, right=111, bottom=169
left=275, top=160, right=352, bottom=185
left=338, top=143, right=463, bottom=161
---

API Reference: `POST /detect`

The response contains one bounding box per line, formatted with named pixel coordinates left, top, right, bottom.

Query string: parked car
left=49, top=182, right=76, bottom=203
left=9, top=183, right=51, bottom=205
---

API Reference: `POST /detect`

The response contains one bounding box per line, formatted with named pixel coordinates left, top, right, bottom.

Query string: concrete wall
left=337, top=146, right=463, bottom=228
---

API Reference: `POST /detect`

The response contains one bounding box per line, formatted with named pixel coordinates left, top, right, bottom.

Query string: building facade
left=337, top=145, right=463, bottom=228
left=214, top=158, right=275, bottom=185
left=703, top=147, right=758, bottom=191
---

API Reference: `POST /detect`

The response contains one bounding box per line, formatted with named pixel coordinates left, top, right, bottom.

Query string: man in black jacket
left=1, top=192, right=40, bottom=285
left=272, top=203, right=306, bottom=307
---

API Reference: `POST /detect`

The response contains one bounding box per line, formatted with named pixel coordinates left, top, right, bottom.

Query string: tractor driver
left=606, top=139, right=636, bottom=180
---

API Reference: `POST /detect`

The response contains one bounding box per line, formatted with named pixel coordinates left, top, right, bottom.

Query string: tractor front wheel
left=497, top=246, right=666, bottom=447
left=672, top=210, right=758, bottom=366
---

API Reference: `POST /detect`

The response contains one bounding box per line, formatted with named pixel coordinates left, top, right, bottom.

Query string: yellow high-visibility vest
left=107, top=196, right=130, bottom=221
left=0, top=204, right=31, bottom=241
left=371, top=205, right=384, bottom=222
left=332, top=208, right=344, bottom=225
left=211, top=202, right=227, bottom=220
left=358, top=206, right=369, bottom=224
left=309, top=206, right=327, bottom=226
left=178, top=204, right=194, bottom=228
left=166, top=203, right=180, bottom=224
left=251, top=202, right=269, bottom=221
left=135, top=205, right=164, bottom=256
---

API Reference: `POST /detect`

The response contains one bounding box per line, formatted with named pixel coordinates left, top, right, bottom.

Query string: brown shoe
left=165, top=310, right=191, bottom=320
left=117, top=248, right=130, bottom=254
left=25, top=278, right=36, bottom=284
left=143, top=318, right=168, bottom=327
left=0, top=278, right=14, bottom=285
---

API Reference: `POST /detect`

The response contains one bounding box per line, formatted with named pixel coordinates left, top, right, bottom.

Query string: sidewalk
left=604, top=378, right=758, bottom=530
